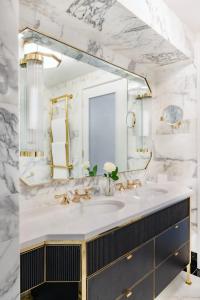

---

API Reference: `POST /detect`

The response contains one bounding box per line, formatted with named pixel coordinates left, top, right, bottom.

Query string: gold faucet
left=116, top=180, right=142, bottom=191
left=127, top=179, right=142, bottom=189
left=71, top=188, right=92, bottom=203
left=55, top=193, right=70, bottom=205
left=115, top=182, right=126, bottom=191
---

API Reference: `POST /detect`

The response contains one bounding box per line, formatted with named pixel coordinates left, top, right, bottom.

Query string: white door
left=82, top=79, right=127, bottom=174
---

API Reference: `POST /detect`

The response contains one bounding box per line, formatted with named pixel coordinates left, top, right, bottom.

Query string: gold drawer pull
left=174, top=251, right=179, bottom=257
left=175, top=225, right=179, bottom=229
left=125, top=289, right=133, bottom=298
left=126, top=254, right=133, bottom=261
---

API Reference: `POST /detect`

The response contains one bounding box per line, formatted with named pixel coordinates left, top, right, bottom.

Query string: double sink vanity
left=19, top=27, right=193, bottom=300
left=20, top=182, right=192, bottom=300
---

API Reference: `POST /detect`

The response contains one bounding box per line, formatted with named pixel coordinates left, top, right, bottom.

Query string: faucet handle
left=83, top=187, right=92, bottom=199
left=115, top=182, right=125, bottom=191
left=71, top=189, right=81, bottom=203
left=55, top=193, right=70, bottom=205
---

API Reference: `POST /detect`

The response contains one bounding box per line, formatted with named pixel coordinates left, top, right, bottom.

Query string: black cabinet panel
left=155, top=218, right=189, bottom=266
left=87, top=241, right=154, bottom=300
left=87, top=199, right=189, bottom=275
left=120, top=273, right=154, bottom=300
left=31, top=283, right=78, bottom=300
left=21, top=247, right=44, bottom=293
left=155, top=242, right=190, bottom=297
left=46, top=245, right=81, bottom=282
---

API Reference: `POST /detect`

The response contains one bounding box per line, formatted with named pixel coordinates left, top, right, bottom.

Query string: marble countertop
left=20, top=182, right=193, bottom=250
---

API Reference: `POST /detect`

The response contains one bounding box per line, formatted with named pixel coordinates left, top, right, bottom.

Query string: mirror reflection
left=19, top=28, right=152, bottom=185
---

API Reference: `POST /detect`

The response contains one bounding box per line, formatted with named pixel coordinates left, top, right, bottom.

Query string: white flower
left=83, top=161, right=90, bottom=170
left=103, top=162, right=116, bottom=173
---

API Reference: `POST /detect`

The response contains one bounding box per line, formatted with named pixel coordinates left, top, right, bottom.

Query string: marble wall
left=0, top=0, right=19, bottom=299
left=148, top=61, right=198, bottom=226
left=118, top=0, right=195, bottom=59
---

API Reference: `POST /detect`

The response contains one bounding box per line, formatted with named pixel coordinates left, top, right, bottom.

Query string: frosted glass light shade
left=20, top=59, right=44, bottom=156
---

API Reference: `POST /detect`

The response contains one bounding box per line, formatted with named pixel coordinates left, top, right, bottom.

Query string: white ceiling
left=164, top=0, right=200, bottom=33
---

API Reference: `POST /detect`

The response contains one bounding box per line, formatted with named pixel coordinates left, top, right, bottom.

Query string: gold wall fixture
left=136, top=148, right=150, bottom=153
left=50, top=94, right=73, bottom=178
left=136, top=92, right=152, bottom=100
left=160, top=116, right=182, bottom=129
left=20, top=151, right=44, bottom=158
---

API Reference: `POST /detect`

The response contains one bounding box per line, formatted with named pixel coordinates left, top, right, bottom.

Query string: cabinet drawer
left=87, top=199, right=189, bottom=275
left=119, top=273, right=153, bottom=300
left=20, top=246, right=44, bottom=293
left=155, top=217, right=189, bottom=266
left=87, top=240, right=154, bottom=300
left=46, top=245, right=81, bottom=282
left=155, top=242, right=189, bottom=297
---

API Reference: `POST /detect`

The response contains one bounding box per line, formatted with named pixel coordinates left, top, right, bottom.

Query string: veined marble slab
left=20, top=182, right=192, bottom=250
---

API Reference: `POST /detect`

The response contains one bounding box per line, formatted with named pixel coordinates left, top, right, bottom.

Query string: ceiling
left=164, top=0, right=200, bottom=33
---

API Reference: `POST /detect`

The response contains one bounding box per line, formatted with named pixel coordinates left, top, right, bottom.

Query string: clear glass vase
left=104, top=177, right=115, bottom=196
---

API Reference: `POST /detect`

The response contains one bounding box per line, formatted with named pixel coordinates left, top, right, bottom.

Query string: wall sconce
left=20, top=53, right=44, bottom=157
left=20, top=42, right=62, bottom=157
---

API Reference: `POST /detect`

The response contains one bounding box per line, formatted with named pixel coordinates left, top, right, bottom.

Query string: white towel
left=52, top=142, right=66, bottom=166
left=53, top=168, right=69, bottom=179
left=51, top=118, right=66, bottom=142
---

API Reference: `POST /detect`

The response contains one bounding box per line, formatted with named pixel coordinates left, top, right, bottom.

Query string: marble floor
left=157, top=272, right=200, bottom=300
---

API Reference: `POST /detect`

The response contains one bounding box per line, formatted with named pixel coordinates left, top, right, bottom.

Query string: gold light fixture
left=23, top=42, right=61, bottom=69
left=20, top=42, right=62, bottom=157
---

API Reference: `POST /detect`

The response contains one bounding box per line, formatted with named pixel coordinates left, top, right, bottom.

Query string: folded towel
left=51, top=118, right=66, bottom=142
left=53, top=167, right=69, bottom=179
left=52, top=142, right=67, bottom=166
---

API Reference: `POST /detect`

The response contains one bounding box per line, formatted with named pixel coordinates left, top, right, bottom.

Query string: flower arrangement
left=103, top=162, right=119, bottom=181
left=103, top=162, right=119, bottom=196
left=83, top=161, right=98, bottom=177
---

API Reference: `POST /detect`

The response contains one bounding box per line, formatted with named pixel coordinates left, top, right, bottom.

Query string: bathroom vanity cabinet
left=20, top=198, right=190, bottom=299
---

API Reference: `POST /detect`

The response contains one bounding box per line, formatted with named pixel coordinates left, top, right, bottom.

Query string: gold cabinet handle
left=174, top=251, right=179, bottom=256
left=125, top=289, right=133, bottom=298
left=126, top=254, right=133, bottom=261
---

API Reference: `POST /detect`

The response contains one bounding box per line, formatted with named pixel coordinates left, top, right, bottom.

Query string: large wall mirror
left=19, top=28, right=152, bottom=185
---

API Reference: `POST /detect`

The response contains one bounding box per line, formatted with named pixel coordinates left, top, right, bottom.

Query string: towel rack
left=50, top=93, right=73, bottom=177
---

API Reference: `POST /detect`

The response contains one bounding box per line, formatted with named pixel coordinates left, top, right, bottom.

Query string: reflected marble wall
left=0, top=0, right=19, bottom=299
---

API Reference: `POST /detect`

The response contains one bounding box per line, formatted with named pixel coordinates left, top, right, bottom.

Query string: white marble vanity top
left=20, top=182, right=193, bottom=250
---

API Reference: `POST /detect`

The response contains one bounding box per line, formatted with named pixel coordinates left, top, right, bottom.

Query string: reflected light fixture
left=23, top=42, right=62, bottom=69
left=20, top=42, right=61, bottom=157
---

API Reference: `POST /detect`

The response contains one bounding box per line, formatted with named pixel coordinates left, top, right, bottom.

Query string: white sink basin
left=136, top=187, right=168, bottom=197
left=77, top=200, right=125, bottom=215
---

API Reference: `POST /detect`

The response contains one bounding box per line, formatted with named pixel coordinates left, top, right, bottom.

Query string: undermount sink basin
left=132, top=186, right=168, bottom=199
left=78, top=200, right=125, bottom=215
